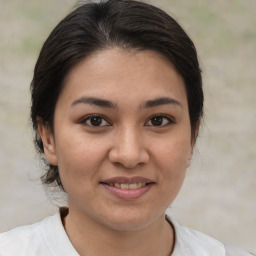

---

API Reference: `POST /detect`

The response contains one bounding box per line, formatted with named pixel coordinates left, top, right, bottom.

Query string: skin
left=39, top=48, right=198, bottom=256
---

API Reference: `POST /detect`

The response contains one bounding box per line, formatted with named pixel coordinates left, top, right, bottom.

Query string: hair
left=30, top=0, right=203, bottom=190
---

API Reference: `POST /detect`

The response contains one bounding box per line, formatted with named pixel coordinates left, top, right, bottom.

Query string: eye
left=81, top=115, right=110, bottom=127
left=145, top=115, right=174, bottom=127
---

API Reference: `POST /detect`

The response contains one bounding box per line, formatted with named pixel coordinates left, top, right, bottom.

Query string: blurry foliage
left=1, top=0, right=76, bottom=56
left=1, top=0, right=255, bottom=58
left=171, top=0, right=255, bottom=55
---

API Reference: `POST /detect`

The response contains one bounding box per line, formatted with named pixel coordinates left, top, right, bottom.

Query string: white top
left=0, top=209, right=253, bottom=256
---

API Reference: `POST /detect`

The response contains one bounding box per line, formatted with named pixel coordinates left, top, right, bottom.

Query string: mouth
left=100, top=176, right=155, bottom=200
left=100, top=182, right=149, bottom=190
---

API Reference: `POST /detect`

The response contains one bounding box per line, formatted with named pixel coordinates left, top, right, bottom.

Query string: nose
left=108, top=126, right=149, bottom=169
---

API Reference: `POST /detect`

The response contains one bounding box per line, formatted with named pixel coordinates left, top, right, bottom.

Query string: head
left=31, top=0, right=203, bottom=191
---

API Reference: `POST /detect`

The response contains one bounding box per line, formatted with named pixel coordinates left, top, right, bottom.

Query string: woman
left=0, top=0, right=253, bottom=255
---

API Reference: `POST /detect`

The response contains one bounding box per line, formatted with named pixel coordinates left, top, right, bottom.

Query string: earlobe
left=186, top=158, right=192, bottom=168
left=192, top=119, right=201, bottom=145
left=186, top=146, right=193, bottom=168
left=187, top=120, right=201, bottom=168
left=37, top=122, right=58, bottom=166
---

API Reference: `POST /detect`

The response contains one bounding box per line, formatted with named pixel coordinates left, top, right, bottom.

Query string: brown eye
left=145, top=115, right=174, bottom=127
left=90, top=116, right=103, bottom=126
left=151, top=116, right=163, bottom=126
left=82, top=115, right=110, bottom=127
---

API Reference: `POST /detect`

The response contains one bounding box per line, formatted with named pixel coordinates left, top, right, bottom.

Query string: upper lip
left=100, top=176, right=155, bottom=184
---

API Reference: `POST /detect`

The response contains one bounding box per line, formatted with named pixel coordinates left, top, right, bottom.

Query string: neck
left=62, top=206, right=174, bottom=256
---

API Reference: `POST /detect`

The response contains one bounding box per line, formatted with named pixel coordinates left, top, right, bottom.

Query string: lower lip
left=101, top=183, right=154, bottom=200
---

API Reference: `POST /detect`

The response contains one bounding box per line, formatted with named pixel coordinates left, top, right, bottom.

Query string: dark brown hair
left=30, top=0, right=203, bottom=190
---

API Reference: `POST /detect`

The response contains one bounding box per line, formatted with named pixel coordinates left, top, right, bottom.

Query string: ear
left=37, top=122, right=58, bottom=166
left=187, top=120, right=201, bottom=168
left=192, top=119, right=201, bottom=146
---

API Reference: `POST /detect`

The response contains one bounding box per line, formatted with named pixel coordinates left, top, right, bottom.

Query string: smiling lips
left=107, top=182, right=147, bottom=189
left=100, top=176, right=155, bottom=200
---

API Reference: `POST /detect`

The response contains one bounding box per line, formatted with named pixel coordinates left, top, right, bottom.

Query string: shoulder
left=0, top=214, right=57, bottom=256
left=169, top=216, right=226, bottom=256
left=224, top=244, right=255, bottom=256
left=0, top=208, right=79, bottom=256
left=166, top=214, right=254, bottom=256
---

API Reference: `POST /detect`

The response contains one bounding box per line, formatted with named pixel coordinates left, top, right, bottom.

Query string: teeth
left=121, top=184, right=129, bottom=189
left=110, top=182, right=147, bottom=189
left=128, top=183, right=138, bottom=189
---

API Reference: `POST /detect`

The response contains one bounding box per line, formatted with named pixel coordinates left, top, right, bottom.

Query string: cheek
left=146, top=138, right=190, bottom=212
left=55, top=134, right=108, bottom=188
left=155, top=135, right=191, bottom=168
left=152, top=135, right=191, bottom=189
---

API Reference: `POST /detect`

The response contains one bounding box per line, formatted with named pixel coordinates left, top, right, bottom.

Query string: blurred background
left=0, top=0, right=255, bottom=253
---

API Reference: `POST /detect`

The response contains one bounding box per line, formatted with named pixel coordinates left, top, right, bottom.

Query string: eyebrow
left=72, top=97, right=117, bottom=109
left=142, top=97, right=182, bottom=109
left=71, top=96, right=182, bottom=110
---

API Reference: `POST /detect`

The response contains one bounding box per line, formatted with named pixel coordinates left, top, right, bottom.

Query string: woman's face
left=41, top=48, right=195, bottom=231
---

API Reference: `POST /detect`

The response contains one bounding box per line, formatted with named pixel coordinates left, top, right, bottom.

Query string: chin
left=97, top=210, right=160, bottom=232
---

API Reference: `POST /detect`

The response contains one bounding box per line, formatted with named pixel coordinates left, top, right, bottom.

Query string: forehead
left=60, top=48, right=187, bottom=108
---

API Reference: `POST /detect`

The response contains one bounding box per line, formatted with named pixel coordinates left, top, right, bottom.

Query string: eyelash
left=80, top=114, right=111, bottom=127
left=80, top=114, right=175, bottom=128
left=145, top=114, right=175, bottom=127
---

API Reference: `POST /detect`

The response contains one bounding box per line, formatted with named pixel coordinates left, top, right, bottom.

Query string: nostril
left=108, top=147, right=149, bottom=169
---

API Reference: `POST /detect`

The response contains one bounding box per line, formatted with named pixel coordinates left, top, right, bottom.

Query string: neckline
left=57, top=208, right=177, bottom=256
